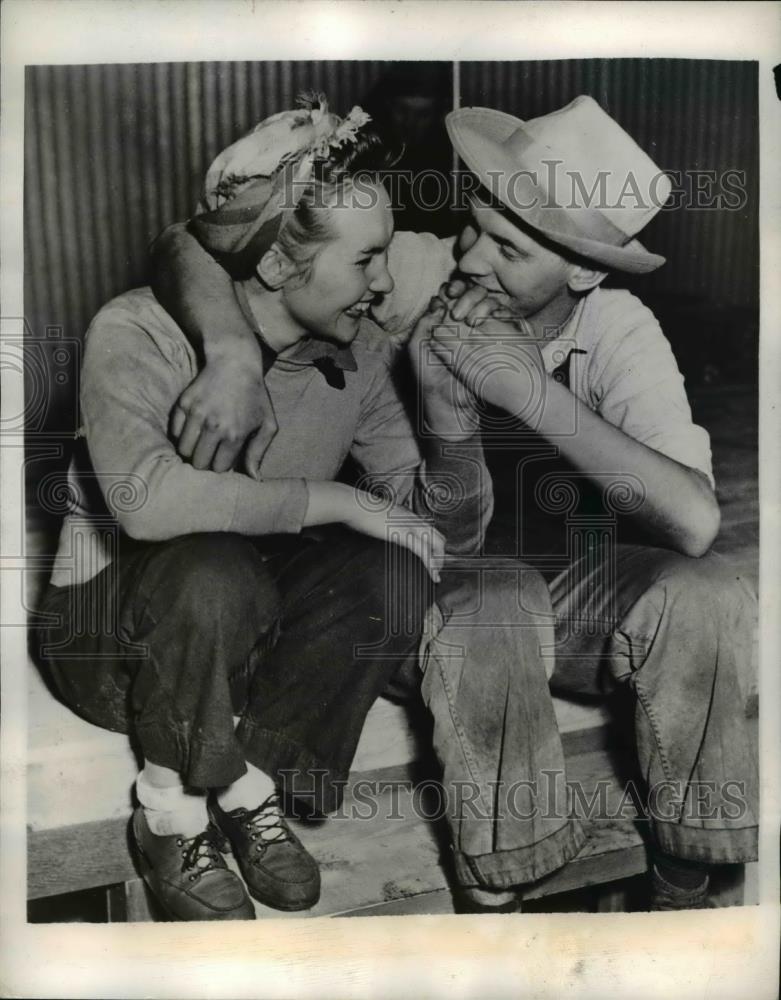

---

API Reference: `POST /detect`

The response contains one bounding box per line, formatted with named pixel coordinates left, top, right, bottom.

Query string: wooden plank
left=520, top=745, right=649, bottom=901
left=28, top=817, right=138, bottom=899
left=593, top=881, right=632, bottom=912
left=522, top=842, right=646, bottom=901
left=106, top=879, right=156, bottom=922
left=339, top=888, right=456, bottom=918
left=718, top=499, right=759, bottom=533
left=105, top=882, right=126, bottom=922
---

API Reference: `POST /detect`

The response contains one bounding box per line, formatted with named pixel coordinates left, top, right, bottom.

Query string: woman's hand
left=171, top=348, right=278, bottom=477
left=424, top=280, right=545, bottom=420
left=305, top=482, right=446, bottom=582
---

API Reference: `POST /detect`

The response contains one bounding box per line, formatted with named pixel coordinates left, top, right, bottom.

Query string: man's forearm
left=488, top=369, right=720, bottom=557
left=419, top=433, right=493, bottom=556
left=150, top=223, right=262, bottom=364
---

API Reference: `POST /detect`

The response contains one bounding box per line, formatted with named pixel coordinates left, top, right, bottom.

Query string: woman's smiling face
left=281, top=181, right=395, bottom=345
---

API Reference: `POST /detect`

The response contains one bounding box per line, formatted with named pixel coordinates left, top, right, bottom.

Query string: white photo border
left=2, top=2, right=779, bottom=997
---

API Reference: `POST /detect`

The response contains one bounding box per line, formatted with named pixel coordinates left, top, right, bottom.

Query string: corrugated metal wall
left=24, top=59, right=758, bottom=432
left=24, top=61, right=388, bottom=350
left=459, top=59, right=759, bottom=308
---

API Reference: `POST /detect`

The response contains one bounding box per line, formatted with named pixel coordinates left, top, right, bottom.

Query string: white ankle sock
left=136, top=769, right=209, bottom=838
left=217, top=762, right=276, bottom=812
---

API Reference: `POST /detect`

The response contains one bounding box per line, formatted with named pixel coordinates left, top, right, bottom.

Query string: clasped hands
left=410, top=278, right=545, bottom=435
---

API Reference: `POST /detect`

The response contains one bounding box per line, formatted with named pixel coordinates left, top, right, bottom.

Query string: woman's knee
left=348, top=533, right=434, bottom=628
left=138, top=532, right=280, bottom=630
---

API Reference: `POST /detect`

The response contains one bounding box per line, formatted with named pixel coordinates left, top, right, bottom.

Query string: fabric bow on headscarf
left=189, top=93, right=372, bottom=269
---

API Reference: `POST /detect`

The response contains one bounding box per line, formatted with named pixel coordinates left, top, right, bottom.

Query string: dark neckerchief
left=310, top=355, right=347, bottom=390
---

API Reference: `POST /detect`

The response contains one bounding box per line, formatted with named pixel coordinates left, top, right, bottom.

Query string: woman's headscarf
left=190, top=93, right=371, bottom=266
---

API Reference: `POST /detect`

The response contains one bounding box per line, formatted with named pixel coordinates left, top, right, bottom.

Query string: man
left=422, top=98, right=758, bottom=908
left=152, top=96, right=758, bottom=909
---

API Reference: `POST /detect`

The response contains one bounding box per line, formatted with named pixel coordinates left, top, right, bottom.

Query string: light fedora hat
left=446, top=95, right=672, bottom=273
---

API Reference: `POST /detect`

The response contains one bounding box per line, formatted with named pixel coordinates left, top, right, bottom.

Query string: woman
left=151, top=94, right=585, bottom=913
left=37, top=97, right=459, bottom=922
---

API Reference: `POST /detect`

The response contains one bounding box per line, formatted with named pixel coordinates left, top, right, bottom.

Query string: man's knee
left=632, top=549, right=755, bottom=630
left=479, top=564, right=555, bottom=678
left=518, top=564, right=554, bottom=619
left=612, top=549, right=757, bottom=697
left=433, top=561, right=555, bottom=686
left=442, top=561, right=551, bottom=623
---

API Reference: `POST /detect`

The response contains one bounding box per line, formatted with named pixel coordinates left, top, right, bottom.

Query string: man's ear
left=567, top=264, right=607, bottom=294
left=257, top=243, right=296, bottom=290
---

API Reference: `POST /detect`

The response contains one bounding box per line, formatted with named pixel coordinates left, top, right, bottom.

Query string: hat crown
left=501, top=96, right=670, bottom=238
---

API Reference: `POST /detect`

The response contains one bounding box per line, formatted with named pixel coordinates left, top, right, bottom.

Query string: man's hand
left=425, top=280, right=546, bottom=421
left=171, top=348, right=277, bottom=477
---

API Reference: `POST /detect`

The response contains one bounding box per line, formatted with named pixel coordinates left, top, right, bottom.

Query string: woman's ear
left=567, top=265, right=607, bottom=294
left=257, top=244, right=296, bottom=289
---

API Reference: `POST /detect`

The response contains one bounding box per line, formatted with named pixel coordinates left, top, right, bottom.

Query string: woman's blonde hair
left=275, top=131, right=397, bottom=282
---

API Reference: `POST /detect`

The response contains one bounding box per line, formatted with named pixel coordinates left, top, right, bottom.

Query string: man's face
left=457, top=198, right=573, bottom=320
left=282, top=182, right=395, bottom=345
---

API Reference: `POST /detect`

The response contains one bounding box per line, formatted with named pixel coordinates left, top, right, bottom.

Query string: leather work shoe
left=209, top=791, right=321, bottom=911
left=132, top=807, right=255, bottom=921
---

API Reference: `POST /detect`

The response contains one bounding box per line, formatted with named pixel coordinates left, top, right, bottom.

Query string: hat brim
left=446, top=107, right=666, bottom=275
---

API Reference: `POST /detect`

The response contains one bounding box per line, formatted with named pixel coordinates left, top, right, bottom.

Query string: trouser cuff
left=135, top=722, right=248, bottom=790
left=453, top=817, right=588, bottom=890
left=238, top=720, right=348, bottom=814
left=652, top=820, right=758, bottom=864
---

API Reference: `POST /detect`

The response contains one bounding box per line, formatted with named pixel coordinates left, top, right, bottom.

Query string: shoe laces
left=236, top=792, right=291, bottom=853
left=177, top=823, right=227, bottom=879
